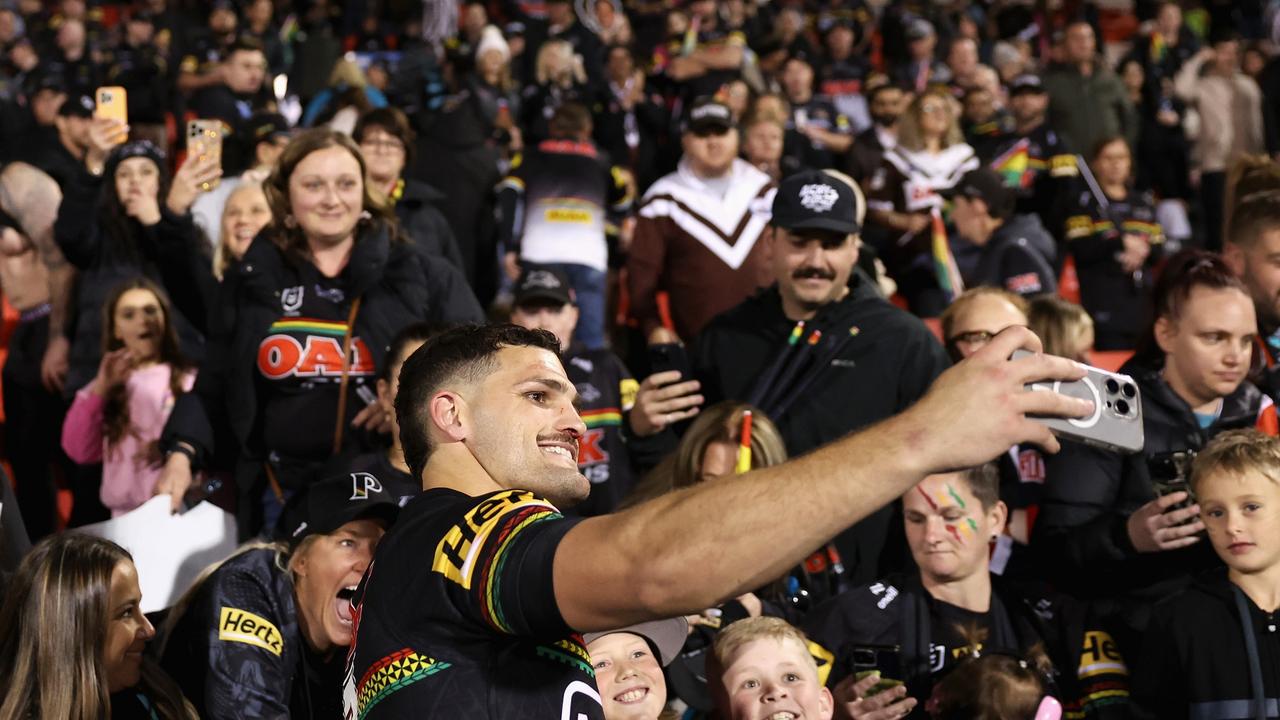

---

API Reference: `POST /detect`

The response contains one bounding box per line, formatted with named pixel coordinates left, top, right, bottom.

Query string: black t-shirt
left=927, top=597, right=993, bottom=676
left=345, top=488, right=603, bottom=719
left=257, top=274, right=375, bottom=461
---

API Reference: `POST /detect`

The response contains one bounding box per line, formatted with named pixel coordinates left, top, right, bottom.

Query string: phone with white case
left=1012, top=349, right=1145, bottom=454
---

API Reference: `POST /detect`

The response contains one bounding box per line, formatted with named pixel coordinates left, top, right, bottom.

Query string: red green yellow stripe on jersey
left=268, top=317, right=349, bottom=337
left=581, top=408, right=622, bottom=429
left=477, top=502, right=562, bottom=635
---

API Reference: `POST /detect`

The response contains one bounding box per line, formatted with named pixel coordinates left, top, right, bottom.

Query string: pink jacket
left=61, top=363, right=196, bottom=516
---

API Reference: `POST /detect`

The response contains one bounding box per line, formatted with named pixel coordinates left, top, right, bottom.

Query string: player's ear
left=428, top=391, right=469, bottom=444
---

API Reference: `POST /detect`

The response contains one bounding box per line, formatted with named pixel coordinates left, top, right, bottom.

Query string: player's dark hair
left=396, top=324, right=561, bottom=481
left=1133, top=250, right=1247, bottom=365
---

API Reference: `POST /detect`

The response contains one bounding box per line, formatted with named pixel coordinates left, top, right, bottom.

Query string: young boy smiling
left=712, top=617, right=835, bottom=720
left=1131, top=429, right=1280, bottom=718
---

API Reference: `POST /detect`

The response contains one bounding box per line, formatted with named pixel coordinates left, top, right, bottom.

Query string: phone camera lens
left=1114, top=399, right=1131, bottom=416
left=1105, top=378, right=1120, bottom=394
left=1122, top=383, right=1137, bottom=398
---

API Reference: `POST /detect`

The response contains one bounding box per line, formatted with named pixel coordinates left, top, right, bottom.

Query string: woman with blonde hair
left=625, top=401, right=788, bottom=506
left=869, top=87, right=980, bottom=315
left=212, top=182, right=271, bottom=280
left=1027, top=296, right=1095, bottom=364
left=522, top=38, right=590, bottom=142
left=0, top=533, right=196, bottom=720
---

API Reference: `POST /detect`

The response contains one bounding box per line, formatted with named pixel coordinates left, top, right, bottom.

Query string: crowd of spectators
left=5, top=0, right=1280, bottom=718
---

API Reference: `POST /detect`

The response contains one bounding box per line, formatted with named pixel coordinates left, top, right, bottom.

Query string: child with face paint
left=802, top=465, right=1130, bottom=720
left=61, top=278, right=196, bottom=516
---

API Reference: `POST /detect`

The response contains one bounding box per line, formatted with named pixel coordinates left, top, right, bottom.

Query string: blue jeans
left=534, top=262, right=607, bottom=350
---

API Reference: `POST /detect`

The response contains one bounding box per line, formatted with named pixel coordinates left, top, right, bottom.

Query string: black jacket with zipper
left=1131, top=568, right=1280, bottom=720
left=161, top=222, right=483, bottom=536
left=692, top=277, right=950, bottom=585
left=1032, top=356, right=1275, bottom=643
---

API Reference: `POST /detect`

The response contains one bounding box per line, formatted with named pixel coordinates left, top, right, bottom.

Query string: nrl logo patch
left=799, top=183, right=838, bottom=213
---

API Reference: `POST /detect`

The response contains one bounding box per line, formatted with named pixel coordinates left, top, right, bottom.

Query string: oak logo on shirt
left=257, top=318, right=376, bottom=380
left=218, top=606, right=283, bottom=656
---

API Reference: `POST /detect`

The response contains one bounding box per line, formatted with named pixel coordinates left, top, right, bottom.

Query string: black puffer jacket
left=393, top=178, right=465, bottom=271
left=162, top=221, right=483, bottom=535
left=55, top=165, right=213, bottom=396
left=1032, top=357, right=1276, bottom=642
left=159, top=547, right=340, bottom=719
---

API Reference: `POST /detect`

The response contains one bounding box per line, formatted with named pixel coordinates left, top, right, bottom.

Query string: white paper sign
left=76, top=495, right=238, bottom=612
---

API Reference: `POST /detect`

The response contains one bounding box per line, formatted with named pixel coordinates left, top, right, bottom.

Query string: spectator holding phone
left=510, top=267, right=672, bottom=515
left=56, top=134, right=216, bottom=399
left=60, top=278, right=196, bottom=516
left=158, top=129, right=483, bottom=535
left=804, top=465, right=1126, bottom=720
left=694, top=169, right=949, bottom=585
left=1130, top=430, right=1280, bottom=718
left=1034, top=250, right=1279, bottom=649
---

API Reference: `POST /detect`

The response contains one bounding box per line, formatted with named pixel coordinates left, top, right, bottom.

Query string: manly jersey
left=628, top=159, right=776, bottom=340
left=256, top=276, right=376, bottom=460
left=563, top=347, right=639, bottom=517
left=345, top=489, right=601, bottom=720
left=498, top=139, right=633, bottom=273
left=869, top=144, right=981, bottom=215
left=161, top=548, right=321, bottom=719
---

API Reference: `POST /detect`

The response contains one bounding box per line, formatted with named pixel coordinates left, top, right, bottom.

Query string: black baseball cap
left=245, top=111, right=291, bottom=143
left=514, top=267, right=575, bottom=307
left=947, top=167, right=1016, bottom=220
left=584, top=617, right=689, bottom=666
left=771, top=169, right=863, bottom=235
left=277, top=472, right=401, bottom=546
left=1009, top=73, right=1045, bottom=96
left=683, top=96, right=734, bottom=134
left=58, top=93, right=94, bottom=118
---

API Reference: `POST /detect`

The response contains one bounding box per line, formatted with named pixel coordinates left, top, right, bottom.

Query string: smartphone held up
left=94, top=86, right=128, bottom=144
left=1013, top=349, right=1145, bottom=455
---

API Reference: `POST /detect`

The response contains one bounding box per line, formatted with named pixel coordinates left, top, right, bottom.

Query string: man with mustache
left=691, top=169, right=950, bottom=585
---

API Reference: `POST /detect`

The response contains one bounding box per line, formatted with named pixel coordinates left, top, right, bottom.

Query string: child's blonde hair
left=1191, top=429, right=1280, bottom=493
left=713, top=616, right=819, bottom=673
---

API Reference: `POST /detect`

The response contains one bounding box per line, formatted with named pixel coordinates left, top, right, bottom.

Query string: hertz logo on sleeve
left=218, top=607, right=283, bottom=656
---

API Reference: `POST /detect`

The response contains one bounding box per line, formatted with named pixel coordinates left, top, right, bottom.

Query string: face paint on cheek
left=966, top=518, right=979, bottom=533
left=946, top=524, right=964, bottom=543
